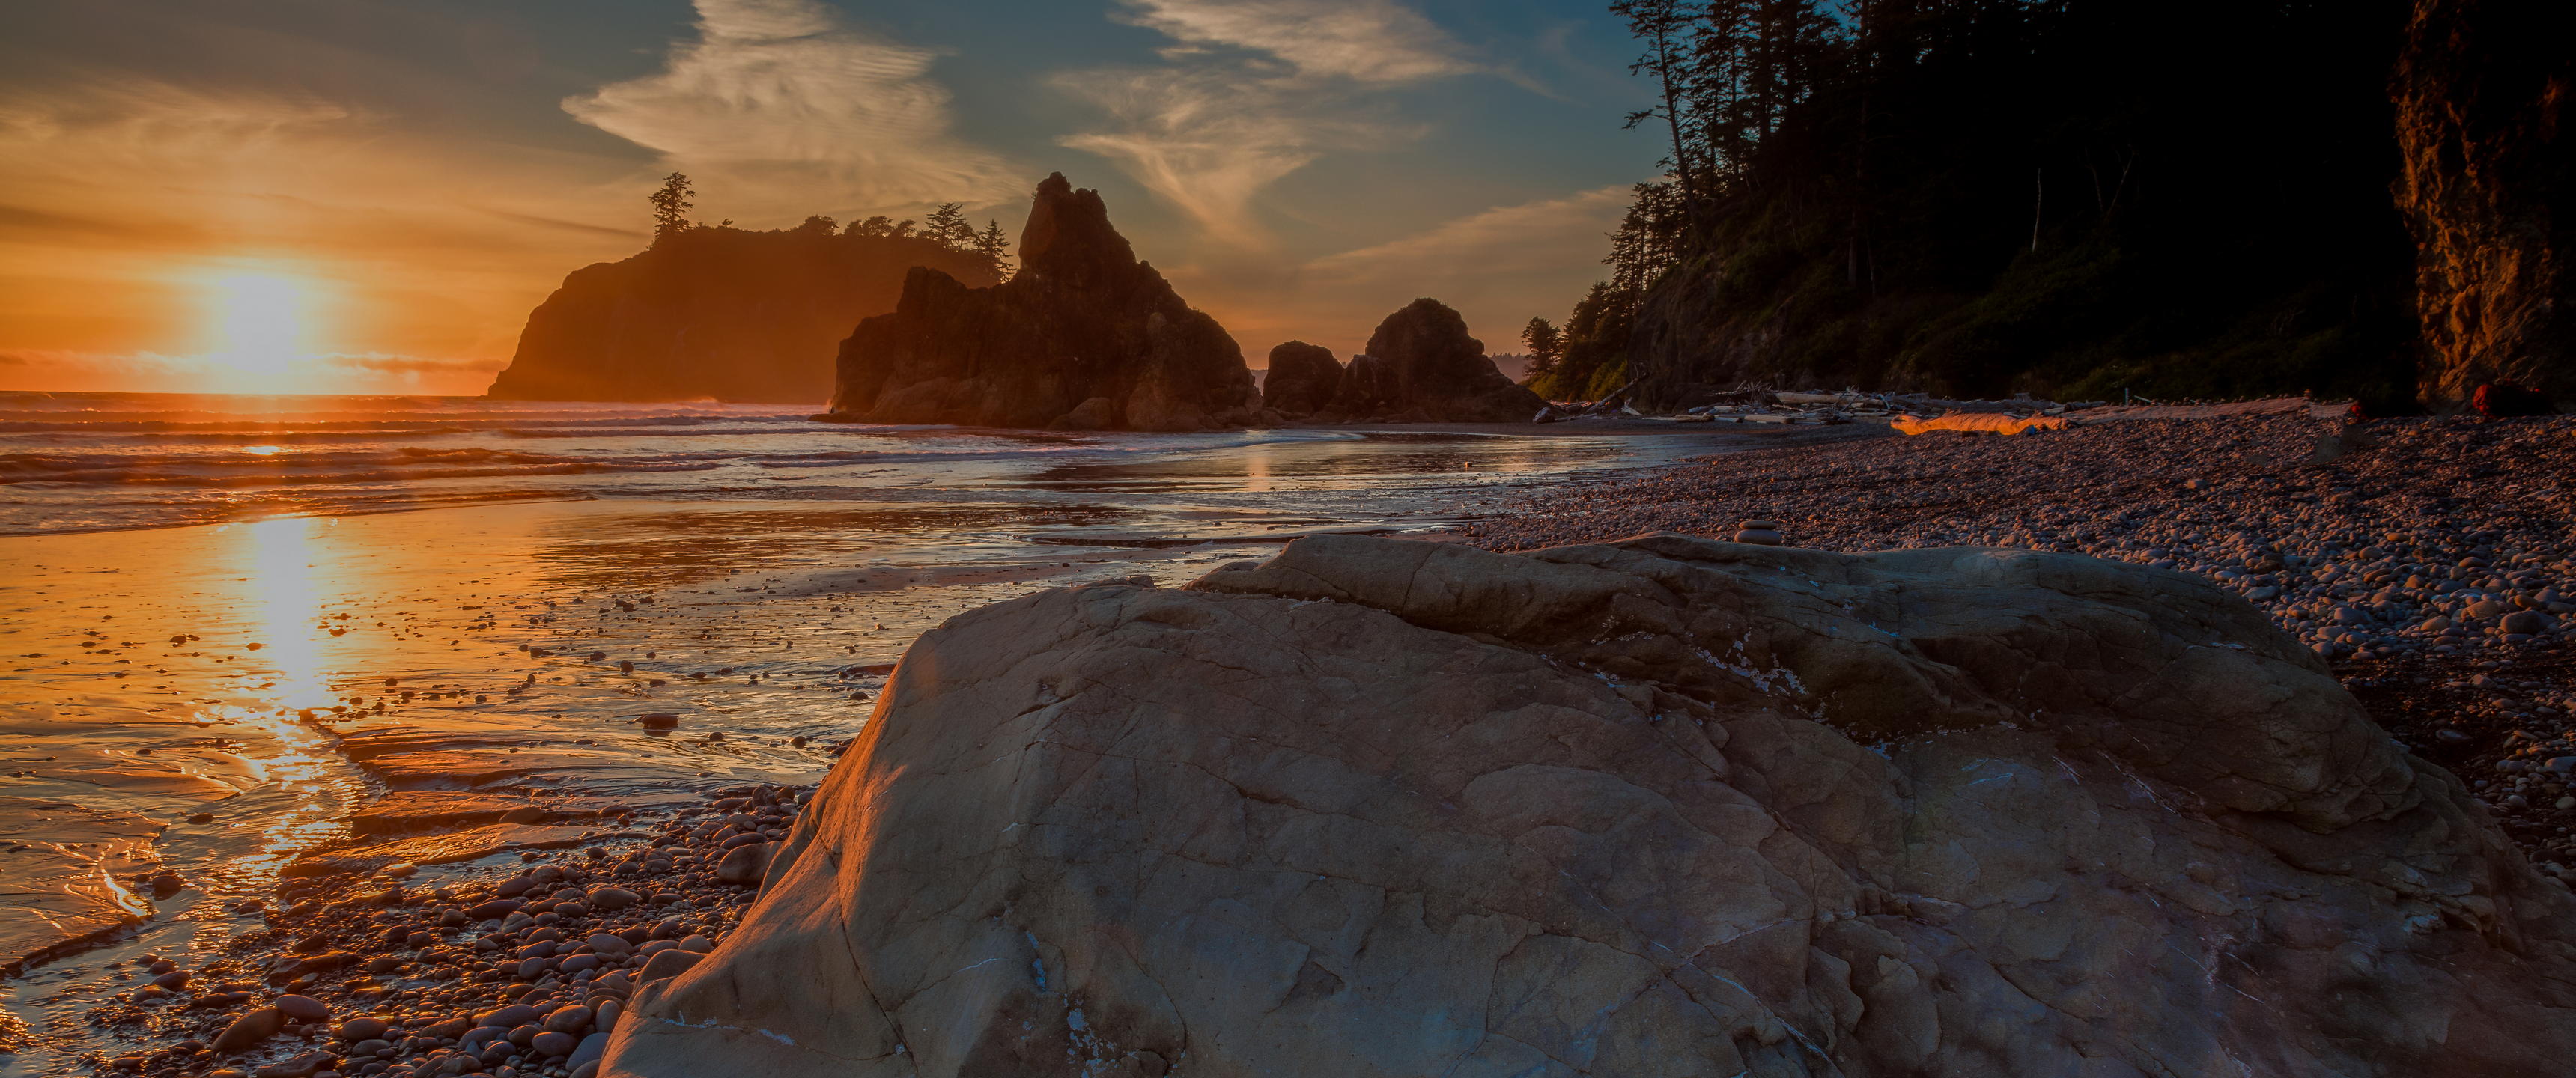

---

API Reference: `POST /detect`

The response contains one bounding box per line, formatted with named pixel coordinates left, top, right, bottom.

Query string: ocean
left=0, top=390, right=1727, bottom=1071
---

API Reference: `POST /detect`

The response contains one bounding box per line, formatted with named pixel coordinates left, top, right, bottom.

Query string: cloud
left=1114, top=0, right=1480, bottom=82
left=1184, top=186, right=1631, bottom=359
left=1058, top=0, right=1480, bottom=247
left=563, top=0, right=1021, bottom=216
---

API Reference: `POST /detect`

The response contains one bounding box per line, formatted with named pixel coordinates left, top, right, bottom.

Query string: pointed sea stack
left=818, top=174, right=1260, bottom=430
left=1325, top=299, right=1546, bottom=423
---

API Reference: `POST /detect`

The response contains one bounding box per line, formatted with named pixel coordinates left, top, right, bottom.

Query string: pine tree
left=1521, top=317, right=1564, bottom=378
left=648, top=173, right=695, bottom=243
left=922, top=204, right=976, bottom=251
left=974, top=220, right=1014, bottom=281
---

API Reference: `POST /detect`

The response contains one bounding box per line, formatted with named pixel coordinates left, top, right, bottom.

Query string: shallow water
left=0, top=392, right=1736, bottom=1072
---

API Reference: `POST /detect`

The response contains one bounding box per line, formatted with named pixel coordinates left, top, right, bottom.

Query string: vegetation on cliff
left=1532, top=0, right=2423, bottom=410
left=487, top=176, right=1009, bottom=404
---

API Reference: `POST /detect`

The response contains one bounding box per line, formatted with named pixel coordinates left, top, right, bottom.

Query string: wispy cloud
left=1186, top=186, right=1632, bottom=358
left=563, top=0, right=1021, bottom=216
left=1114, top=0, right=1480, bottom=82
left=1058, top=0, right=1483, bottom=247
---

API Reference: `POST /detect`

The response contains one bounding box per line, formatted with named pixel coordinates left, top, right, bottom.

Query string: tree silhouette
left=649, top=173, right=695, bottom=243
left=974, top=220, right=1014, bottom=281
left=923, top=203, right=976, bottom=250
left=1522, top=317, right=1564, bottom=379
left=795, top=215, right=837, bottom=235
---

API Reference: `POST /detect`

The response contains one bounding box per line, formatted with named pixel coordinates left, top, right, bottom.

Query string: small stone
left=500, top=806, right=547, bottom=824
left=212, top=1007, right=285, bottom=1052
left=274, top=994, right=330, bottom=1022
left=588, top=886, right=640, bottom=910
left=635, top=713, right=680, bottom=730
left=2502, top=609, right=2549, bottom=634
left=534, top=1029, right=580, bottom=1057
left=714, top=843, right=771, bottom=886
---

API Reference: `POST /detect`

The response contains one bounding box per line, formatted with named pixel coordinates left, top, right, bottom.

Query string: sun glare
left=198, top=267, right=329, bottom=392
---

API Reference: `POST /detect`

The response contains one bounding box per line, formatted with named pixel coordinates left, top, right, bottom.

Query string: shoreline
left=1462, top=409, right=2576, bottom=871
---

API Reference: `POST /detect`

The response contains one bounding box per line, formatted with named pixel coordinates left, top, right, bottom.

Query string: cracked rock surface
left=603, top=533, right=2576, bottom=1077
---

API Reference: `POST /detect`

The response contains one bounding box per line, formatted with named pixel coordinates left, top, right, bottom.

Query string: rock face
left=1325, top=299, right=1546, bottom=422
left=1258, top=341, right=1343, bottom=418
left=2396, top=0, right=2576, bottom=412
left=486, top=227, right=1000, bottom=403
left=820, top=174, right=1260, bottom=430
left=603, top=533, right=2576, bottom=1077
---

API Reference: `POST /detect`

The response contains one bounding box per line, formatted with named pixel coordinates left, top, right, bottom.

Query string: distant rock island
left=1260, top=300, right=1546, bottom=423
left=487, top=224, right=1002, bottom=404
left=818, top=174, right=1260, bottom=431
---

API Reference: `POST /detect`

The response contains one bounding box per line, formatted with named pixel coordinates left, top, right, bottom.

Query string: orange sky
left=0, top=0, right=1655, bottom=397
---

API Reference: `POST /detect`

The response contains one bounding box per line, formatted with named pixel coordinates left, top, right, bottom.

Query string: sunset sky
left=0, top=0, right=1659, bottom=397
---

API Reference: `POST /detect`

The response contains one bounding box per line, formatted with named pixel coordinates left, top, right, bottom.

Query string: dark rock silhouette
left=1257, top=341, right=1343, bottom=418
left=486, top=227, right=1000, bottom=403
left=2396, top=0, right=2575, bottom=412
left=1325, top=299, right=1545, bottom=422
left=820, top=174, right=1259, bottom=430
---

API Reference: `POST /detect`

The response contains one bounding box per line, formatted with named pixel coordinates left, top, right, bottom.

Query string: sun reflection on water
left=239, top=515, right=334, bottom=713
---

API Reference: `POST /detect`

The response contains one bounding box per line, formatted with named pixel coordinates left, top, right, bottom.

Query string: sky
left=0, top=0, right=1661, bottom=395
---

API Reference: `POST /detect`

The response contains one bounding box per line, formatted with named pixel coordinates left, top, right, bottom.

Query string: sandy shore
left=1465, top=411, right=2576, bottom=874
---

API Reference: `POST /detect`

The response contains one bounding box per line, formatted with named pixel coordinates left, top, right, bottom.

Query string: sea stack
left=486, top=225, right=1000, bottom=404
left=818, top=174, right=1260, bottom=430
left=1257, top=341, right=1344, bottom=418
left=1327, top=299, right=1547, bottom=422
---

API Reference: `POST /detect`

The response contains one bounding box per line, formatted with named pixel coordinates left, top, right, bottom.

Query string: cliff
left=485, top=227, right=1000, bottom=404
left=819, top=174, right=1260, bottom=430
left=2396, top=0, right=2576, bottom=411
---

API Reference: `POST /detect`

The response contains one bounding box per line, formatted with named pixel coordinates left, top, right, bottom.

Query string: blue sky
left=0, top=0, right=1660, bottom=392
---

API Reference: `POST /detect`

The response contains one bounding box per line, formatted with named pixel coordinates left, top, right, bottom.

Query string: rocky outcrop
left=486, top=227, right=1000, bottom=404
left=1258, top=341, right=1343, bottom=418
left=818, top=175, right=1260, bottom=430
left=2396, top=0, right=2576, bottom=412
left=601, top=533, right=2576, bottom=1078
left=1325, top=299, right=1546, bottom=422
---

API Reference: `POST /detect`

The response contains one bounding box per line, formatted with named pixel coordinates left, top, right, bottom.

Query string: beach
left=0, top=395, right=1781, bottom=1075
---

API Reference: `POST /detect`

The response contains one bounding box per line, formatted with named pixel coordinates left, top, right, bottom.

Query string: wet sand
left=0, top=423, right=1803, bottom=1074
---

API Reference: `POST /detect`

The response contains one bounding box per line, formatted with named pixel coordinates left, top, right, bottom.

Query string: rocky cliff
left=600, top=533, right=2576, bottom=1077
left=1323, top=299, right=1545, bottom=422
left=2396, top=0, right=2576, bottom=411
left=819, top=174, right=1260, bottom=430
left=485, top=227, right=1000, bottom=404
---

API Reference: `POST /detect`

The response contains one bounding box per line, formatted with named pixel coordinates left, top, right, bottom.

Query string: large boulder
left=486, top=226, right=1000, bottom=404
left=818, top=174, right=1261, bottom=430
left=1327, top=299, right=1546, bottom=422
left=2396, top=0, right=2576, bottom=412
left=602, top=535, right=2576, bottom=1077
left=1259, top=341, right=1343, bottom=418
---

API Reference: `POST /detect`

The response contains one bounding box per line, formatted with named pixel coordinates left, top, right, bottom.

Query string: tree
left=648, top=173, right=695, bottom=243
left=848, top=216, right=896, bottom=237
left=795, top=215, right=837, bottom=235
left=887, top=219, right=918, bottom=239
left=1522, top=317, right=1564, bottom=378
left=1611, top=0, right=1707, bottom=227
left=974, top=220, right=1014, bottom=281
left=923, top=203, right=976, bottom=250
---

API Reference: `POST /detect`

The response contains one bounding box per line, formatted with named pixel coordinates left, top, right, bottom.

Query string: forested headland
left=1528, top=0, right=2431, bottom=410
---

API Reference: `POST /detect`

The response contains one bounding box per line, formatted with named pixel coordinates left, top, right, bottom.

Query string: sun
left=197, top=267, right=331, bottom=392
